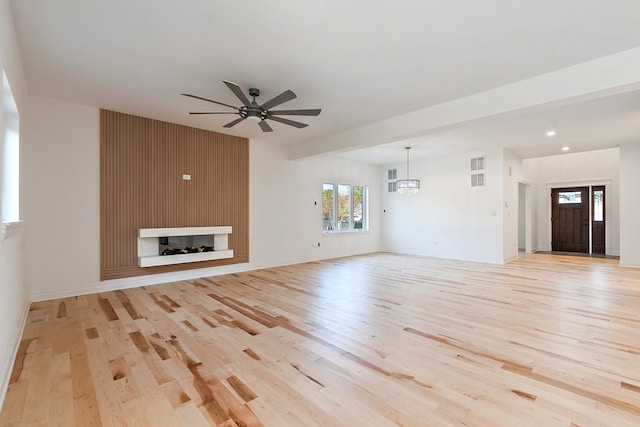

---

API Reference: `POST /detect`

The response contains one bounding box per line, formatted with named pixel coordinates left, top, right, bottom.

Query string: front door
left=551, top=187, right=589, bottom=253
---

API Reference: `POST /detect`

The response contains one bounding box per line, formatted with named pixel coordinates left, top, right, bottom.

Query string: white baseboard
left=503, top=254, right=519, bottom=263
left=0, top=297, right=31, bottom=411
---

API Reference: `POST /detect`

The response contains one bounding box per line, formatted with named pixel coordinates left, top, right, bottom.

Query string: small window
left=388, top=181, right=397, bottom=193
left=558, top=191, right=582, bottom=204
left=322, top=183, right=368, bottom=233
left=593, top=190, right=604, bottom=221
left=388, top=169, right=397, bottom=180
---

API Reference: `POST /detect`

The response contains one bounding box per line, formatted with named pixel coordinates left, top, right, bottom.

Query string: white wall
left=619, top=142, right=640, bottom=267
left=0, top=0, right=30, bottom=409
left=25, top=97, right=101, bottom=297
left=250, top=140, right=381, bottom=268
left=523, top=148, right=620, bottom=254
left=502, top=149, right=522, bottom=262
left=24, top=96, right=382, bottom=300
left=382, top=148, right=505, bottom=264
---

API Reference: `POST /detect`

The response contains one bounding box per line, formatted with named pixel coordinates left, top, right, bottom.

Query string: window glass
left=593, top=190, right=604, bottom=221
left=322, top=183, right=367, bottom=233
left=322, top=183, right=334, bottom=231
left=337, top=184, right=351, bottom=230
left=353, top=186, right=363, bottom=229
left=558, top=191, right=581, bottom=204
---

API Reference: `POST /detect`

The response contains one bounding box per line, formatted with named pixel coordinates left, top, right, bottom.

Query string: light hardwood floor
left=1, top=252, right=640, bottom=426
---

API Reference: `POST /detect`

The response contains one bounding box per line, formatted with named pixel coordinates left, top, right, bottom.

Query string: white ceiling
left=10, top=0, right=640, bottom=164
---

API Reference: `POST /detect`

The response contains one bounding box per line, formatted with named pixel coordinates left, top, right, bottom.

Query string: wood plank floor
left=2, top=252, right=640, bottom=426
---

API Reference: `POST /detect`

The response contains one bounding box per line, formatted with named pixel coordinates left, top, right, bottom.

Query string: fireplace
left=159, top=235, right=214, bottom=255
left=137, top=226, right=233, bottom=267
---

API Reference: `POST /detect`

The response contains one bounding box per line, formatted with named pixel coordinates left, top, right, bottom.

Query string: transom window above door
left=558, top=191, right=582, bottom=204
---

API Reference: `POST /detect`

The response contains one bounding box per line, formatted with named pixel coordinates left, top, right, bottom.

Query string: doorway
left=551, top=187, right=589, bottom=253
left=551, top=185, right=607, bottom=254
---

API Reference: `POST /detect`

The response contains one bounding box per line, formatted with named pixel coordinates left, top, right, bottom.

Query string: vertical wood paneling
left=100, top=110, right=249, bottom=280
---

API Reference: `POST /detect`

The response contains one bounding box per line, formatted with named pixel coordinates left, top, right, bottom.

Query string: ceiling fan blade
left=269, top=108, right=321, bottom=116
left=223, top=117, right=246, bottom=128
left=189, top=112, right=238, bottom=115
left=181, top=93, right=238, bottom=110
left=223, top=80, right=251, bottom=106
left=258, top=120, right=273, bottom=132
left=268, top=116, right=308, bottom=129
left=260, top=89, right=297, bottom=110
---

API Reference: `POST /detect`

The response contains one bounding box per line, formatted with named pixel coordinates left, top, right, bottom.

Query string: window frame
left=322, top=182, right=368, bottom=234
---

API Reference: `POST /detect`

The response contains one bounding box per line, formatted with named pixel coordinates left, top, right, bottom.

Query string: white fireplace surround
left=137, top=226, right=233, bottom=267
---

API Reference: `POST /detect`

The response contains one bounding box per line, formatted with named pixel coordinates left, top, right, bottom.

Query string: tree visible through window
left=353, top=186, right=363, bottom=229
left=322, top=183, right=367, bottom=232
left=322, top=184, right=334, bottom=231
left=337, top=184, right=350, bottom=230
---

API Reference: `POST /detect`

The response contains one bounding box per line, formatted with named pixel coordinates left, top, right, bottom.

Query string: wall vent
left=471, top=156, right=486, bottom=187
left=388, top=168, right=397, bottom=192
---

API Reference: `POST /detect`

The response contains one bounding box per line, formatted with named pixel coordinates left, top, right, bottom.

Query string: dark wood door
left=592, top=186, right=605, bottom=254
left=551, top=187, right=589, bottom=253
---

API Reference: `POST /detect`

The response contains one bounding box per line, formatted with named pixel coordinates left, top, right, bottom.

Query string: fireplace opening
left=159, top=234, right=214, bottom=256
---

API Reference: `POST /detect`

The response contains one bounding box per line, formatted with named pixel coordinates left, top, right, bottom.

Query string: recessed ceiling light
left=561, top=146, right=570, bottom=152
left=546, top=130, right=557, bottom=137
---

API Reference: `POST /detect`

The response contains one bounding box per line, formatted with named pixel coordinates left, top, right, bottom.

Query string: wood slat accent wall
left=100, top=110, right=249, bottom=280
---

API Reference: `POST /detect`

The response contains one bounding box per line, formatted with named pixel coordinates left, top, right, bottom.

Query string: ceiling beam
left=288, top=47, right=640, bottom=161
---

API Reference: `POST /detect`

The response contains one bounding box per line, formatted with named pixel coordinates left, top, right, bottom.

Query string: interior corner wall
left=523, top=148, right=620, bottom=255
left=382, top=148, right=504, bottom=264
left=619, top=142, right=640, bottom=267
left=0, top=0, right=30, bottom=410
left=25, top=96, right=382, bottom=301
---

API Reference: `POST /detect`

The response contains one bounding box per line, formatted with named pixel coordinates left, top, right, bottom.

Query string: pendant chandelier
left=396, top=147, right=420, bottom=196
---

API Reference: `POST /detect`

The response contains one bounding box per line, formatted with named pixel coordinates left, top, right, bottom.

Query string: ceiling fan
left=182, top=81, right=321, bottom=132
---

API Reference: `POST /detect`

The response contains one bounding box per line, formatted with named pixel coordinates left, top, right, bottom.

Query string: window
left=2, top=71, right=20, bottom=223
left=322, top=183, right=367, bottom=232
left=558, top=191, right=581, bottom=204
left=593, top=189, right=604, bottom=221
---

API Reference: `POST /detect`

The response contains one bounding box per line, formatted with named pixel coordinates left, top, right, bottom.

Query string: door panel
left=551, top=187, right=589, bottom=253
